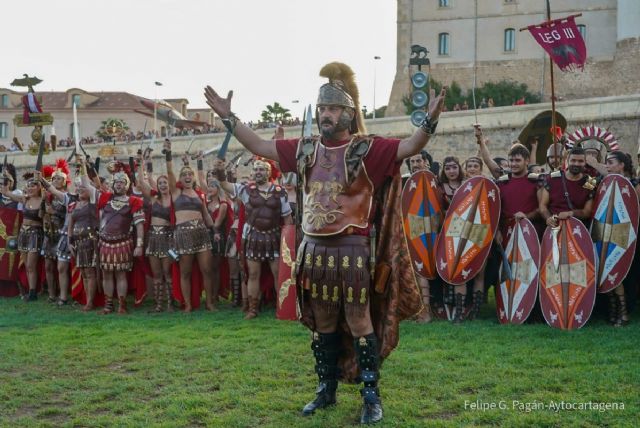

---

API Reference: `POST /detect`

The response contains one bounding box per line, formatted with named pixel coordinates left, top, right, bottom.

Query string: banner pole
left=546, top=0, right=559, bottom=168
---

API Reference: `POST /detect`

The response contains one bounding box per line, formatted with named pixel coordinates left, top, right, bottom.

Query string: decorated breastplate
left=100, top=196, right=133, bottom=234
left=245, top=185, right=282, bottom=231
left=302, top=141, right=373, bottom=236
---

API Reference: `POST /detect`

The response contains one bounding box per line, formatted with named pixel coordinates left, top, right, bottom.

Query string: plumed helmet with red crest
left=253, top=157, right=280, bottom=182
left=43, top=159, right=71, bottom=186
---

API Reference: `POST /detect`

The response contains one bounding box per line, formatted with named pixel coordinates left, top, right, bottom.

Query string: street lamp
left=373, top=56, right=381, bottom=119
left=153, top=81, right=162, bottom=141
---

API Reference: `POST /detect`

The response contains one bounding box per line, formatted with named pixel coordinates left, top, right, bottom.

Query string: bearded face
left=318, top=105, right=353, bottom=140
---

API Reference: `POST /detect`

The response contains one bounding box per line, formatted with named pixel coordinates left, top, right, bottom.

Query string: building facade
left=0, top=87, right=214, bottom=150
left=387, top=0, right=640, bottom=116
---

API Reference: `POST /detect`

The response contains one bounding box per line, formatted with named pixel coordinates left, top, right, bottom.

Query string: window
left=1, top=94, right=8, bottom=108
left=439, top=0, right=450, bottom=7
left=438, top=33, right=450, bottom=55
left=0, top=122, right=8, bottom=139
left=72, top=94, right=81, bottom=107
left=504, top=28, right=516, bottom=52
left=578, top=24, right=586, bottom=40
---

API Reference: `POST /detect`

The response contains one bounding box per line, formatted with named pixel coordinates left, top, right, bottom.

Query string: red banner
left=528, top=16, right=586, bottom=71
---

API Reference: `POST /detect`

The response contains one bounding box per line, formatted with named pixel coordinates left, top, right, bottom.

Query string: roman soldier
left=80, top=159, right=145, bottom=314
left=204, top=61, right=445, bottom=424
left=215, top=157, right=292, bottom=319
left=539, top=147, right=596, bottom=228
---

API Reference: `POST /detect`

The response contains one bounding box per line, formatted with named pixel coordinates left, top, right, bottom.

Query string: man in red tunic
left=539, top=147, right=595, bottom=227
left=496, top=144, right=544, bottom=239
left=205, top=62, right=445, bottom=424
left=81, top=162, right=145, bottom=314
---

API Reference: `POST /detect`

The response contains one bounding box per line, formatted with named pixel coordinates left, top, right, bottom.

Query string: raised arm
left=136, top=153, right=153, bottom=199
left=0, top=182, right=25, bottom=203
left=204, top=86, right=279, bottom=161
left=212, top=158, right=236, bottom=196
left=163, top=139, right=178, bottom=194
left=195, top=151, right=209, bottom=194
left=475, top=126, right=502, bottom=179
left=396, top=88, right=447, bottom=161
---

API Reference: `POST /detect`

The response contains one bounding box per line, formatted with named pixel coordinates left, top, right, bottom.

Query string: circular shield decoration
left=410, top=110, right=427, bottom=127
left=411, top=71, right=429, bottom=89
left=411, top=90, right=429, bottom=108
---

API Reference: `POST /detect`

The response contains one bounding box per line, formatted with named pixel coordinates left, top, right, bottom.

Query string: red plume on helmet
left=254, top=156, right=280, bottom=182
left=52, top=158, right=71, bottom=185
left=41, top=165, right=55, bottom=180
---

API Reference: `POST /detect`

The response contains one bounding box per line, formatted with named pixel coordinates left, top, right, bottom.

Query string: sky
left=4, top=0, right=397, bottom=122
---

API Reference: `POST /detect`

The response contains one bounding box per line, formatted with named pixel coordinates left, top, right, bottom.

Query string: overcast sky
left=4, top=0, right=397, bottom=122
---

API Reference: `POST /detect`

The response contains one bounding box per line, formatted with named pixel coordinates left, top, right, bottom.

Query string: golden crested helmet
left=253, top=159, right=272, bottom=177
left=316, top=62, right=366, bottom=135
left=112, top=171, right=130, bottom=190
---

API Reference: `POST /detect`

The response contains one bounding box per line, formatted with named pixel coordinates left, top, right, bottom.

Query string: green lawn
left=0, top=296, right=638, bottom=428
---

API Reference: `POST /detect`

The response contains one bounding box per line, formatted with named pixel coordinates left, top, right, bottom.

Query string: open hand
left=204, top=86, right=233, bottom=119
left=428, top=87, right=447, bottom=122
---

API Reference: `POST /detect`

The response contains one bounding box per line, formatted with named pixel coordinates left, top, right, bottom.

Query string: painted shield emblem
left=540, top=217, right=596, bottom=330
left=401, top=170, right=445, bottom=279
left=276, top=224, right=298, bottom=320
left=590, top=174, right=639, bottom=293
left=496, top=218, right=540, bottom=324
left=435, top=177, right=501, bottom=285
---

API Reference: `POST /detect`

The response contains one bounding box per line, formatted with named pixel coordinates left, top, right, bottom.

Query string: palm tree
left=260, top=102, right=292, bottom=124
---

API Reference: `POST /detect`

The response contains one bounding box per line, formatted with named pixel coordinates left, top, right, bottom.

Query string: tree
left=260, top=102, right=292, bottom=124
left=403, top=79, right=541, bottom=114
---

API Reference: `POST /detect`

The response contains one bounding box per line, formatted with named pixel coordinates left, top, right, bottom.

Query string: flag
left=527, top=16, right=586, bottom=71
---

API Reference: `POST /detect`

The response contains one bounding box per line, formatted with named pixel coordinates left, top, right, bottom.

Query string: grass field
left=0, top=294, right=638, bottom=428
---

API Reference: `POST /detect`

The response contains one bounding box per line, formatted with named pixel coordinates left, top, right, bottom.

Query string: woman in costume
left=67, top=164, right=100, bottom=311
left=604, top=150, right=633, bottom=326
left=40, top=160, right=73, bottom=306
left=198, top=160, right=233, bottom=307
left=2, top=172, right=44, bottom=301
left=137, top=154, right=174, bottom=312
left=164, top=139, right=216, bottom=311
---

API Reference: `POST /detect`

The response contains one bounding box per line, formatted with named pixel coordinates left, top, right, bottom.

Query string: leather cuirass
left=302, top=140, right=373, bottom=236
left=100, top=197, right=133, bottom=236
left=244, top=185, right=282, bottom=231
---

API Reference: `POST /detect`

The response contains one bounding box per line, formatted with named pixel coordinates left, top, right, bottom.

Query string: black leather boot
left=354, top=334, right=383, bottom=424
left=453, top=293, right=466, bottom=324
left=302, top=332, right=340, bottom=416
left=468, top=290, right=484, bottom=320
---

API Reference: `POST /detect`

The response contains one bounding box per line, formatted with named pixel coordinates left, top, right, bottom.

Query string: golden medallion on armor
left=322, top=285, right=328, bottom=301
left=315, top=255, right=322, bottom=267
left=356, top=256, right=364, bottom=269
left=305, top=253, right=312, bottom=267
left=327, top=255, right=335, bottom=268
left=311, top=283, right=318, bottom=298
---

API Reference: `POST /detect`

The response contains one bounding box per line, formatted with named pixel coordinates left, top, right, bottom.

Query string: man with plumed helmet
left=205, top=62, right=445, bottom=424
left=77, top=157, right=145, bottom=314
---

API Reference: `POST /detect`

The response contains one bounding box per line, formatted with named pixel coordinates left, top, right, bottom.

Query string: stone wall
left=8, top=94, right=640, bottom=180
